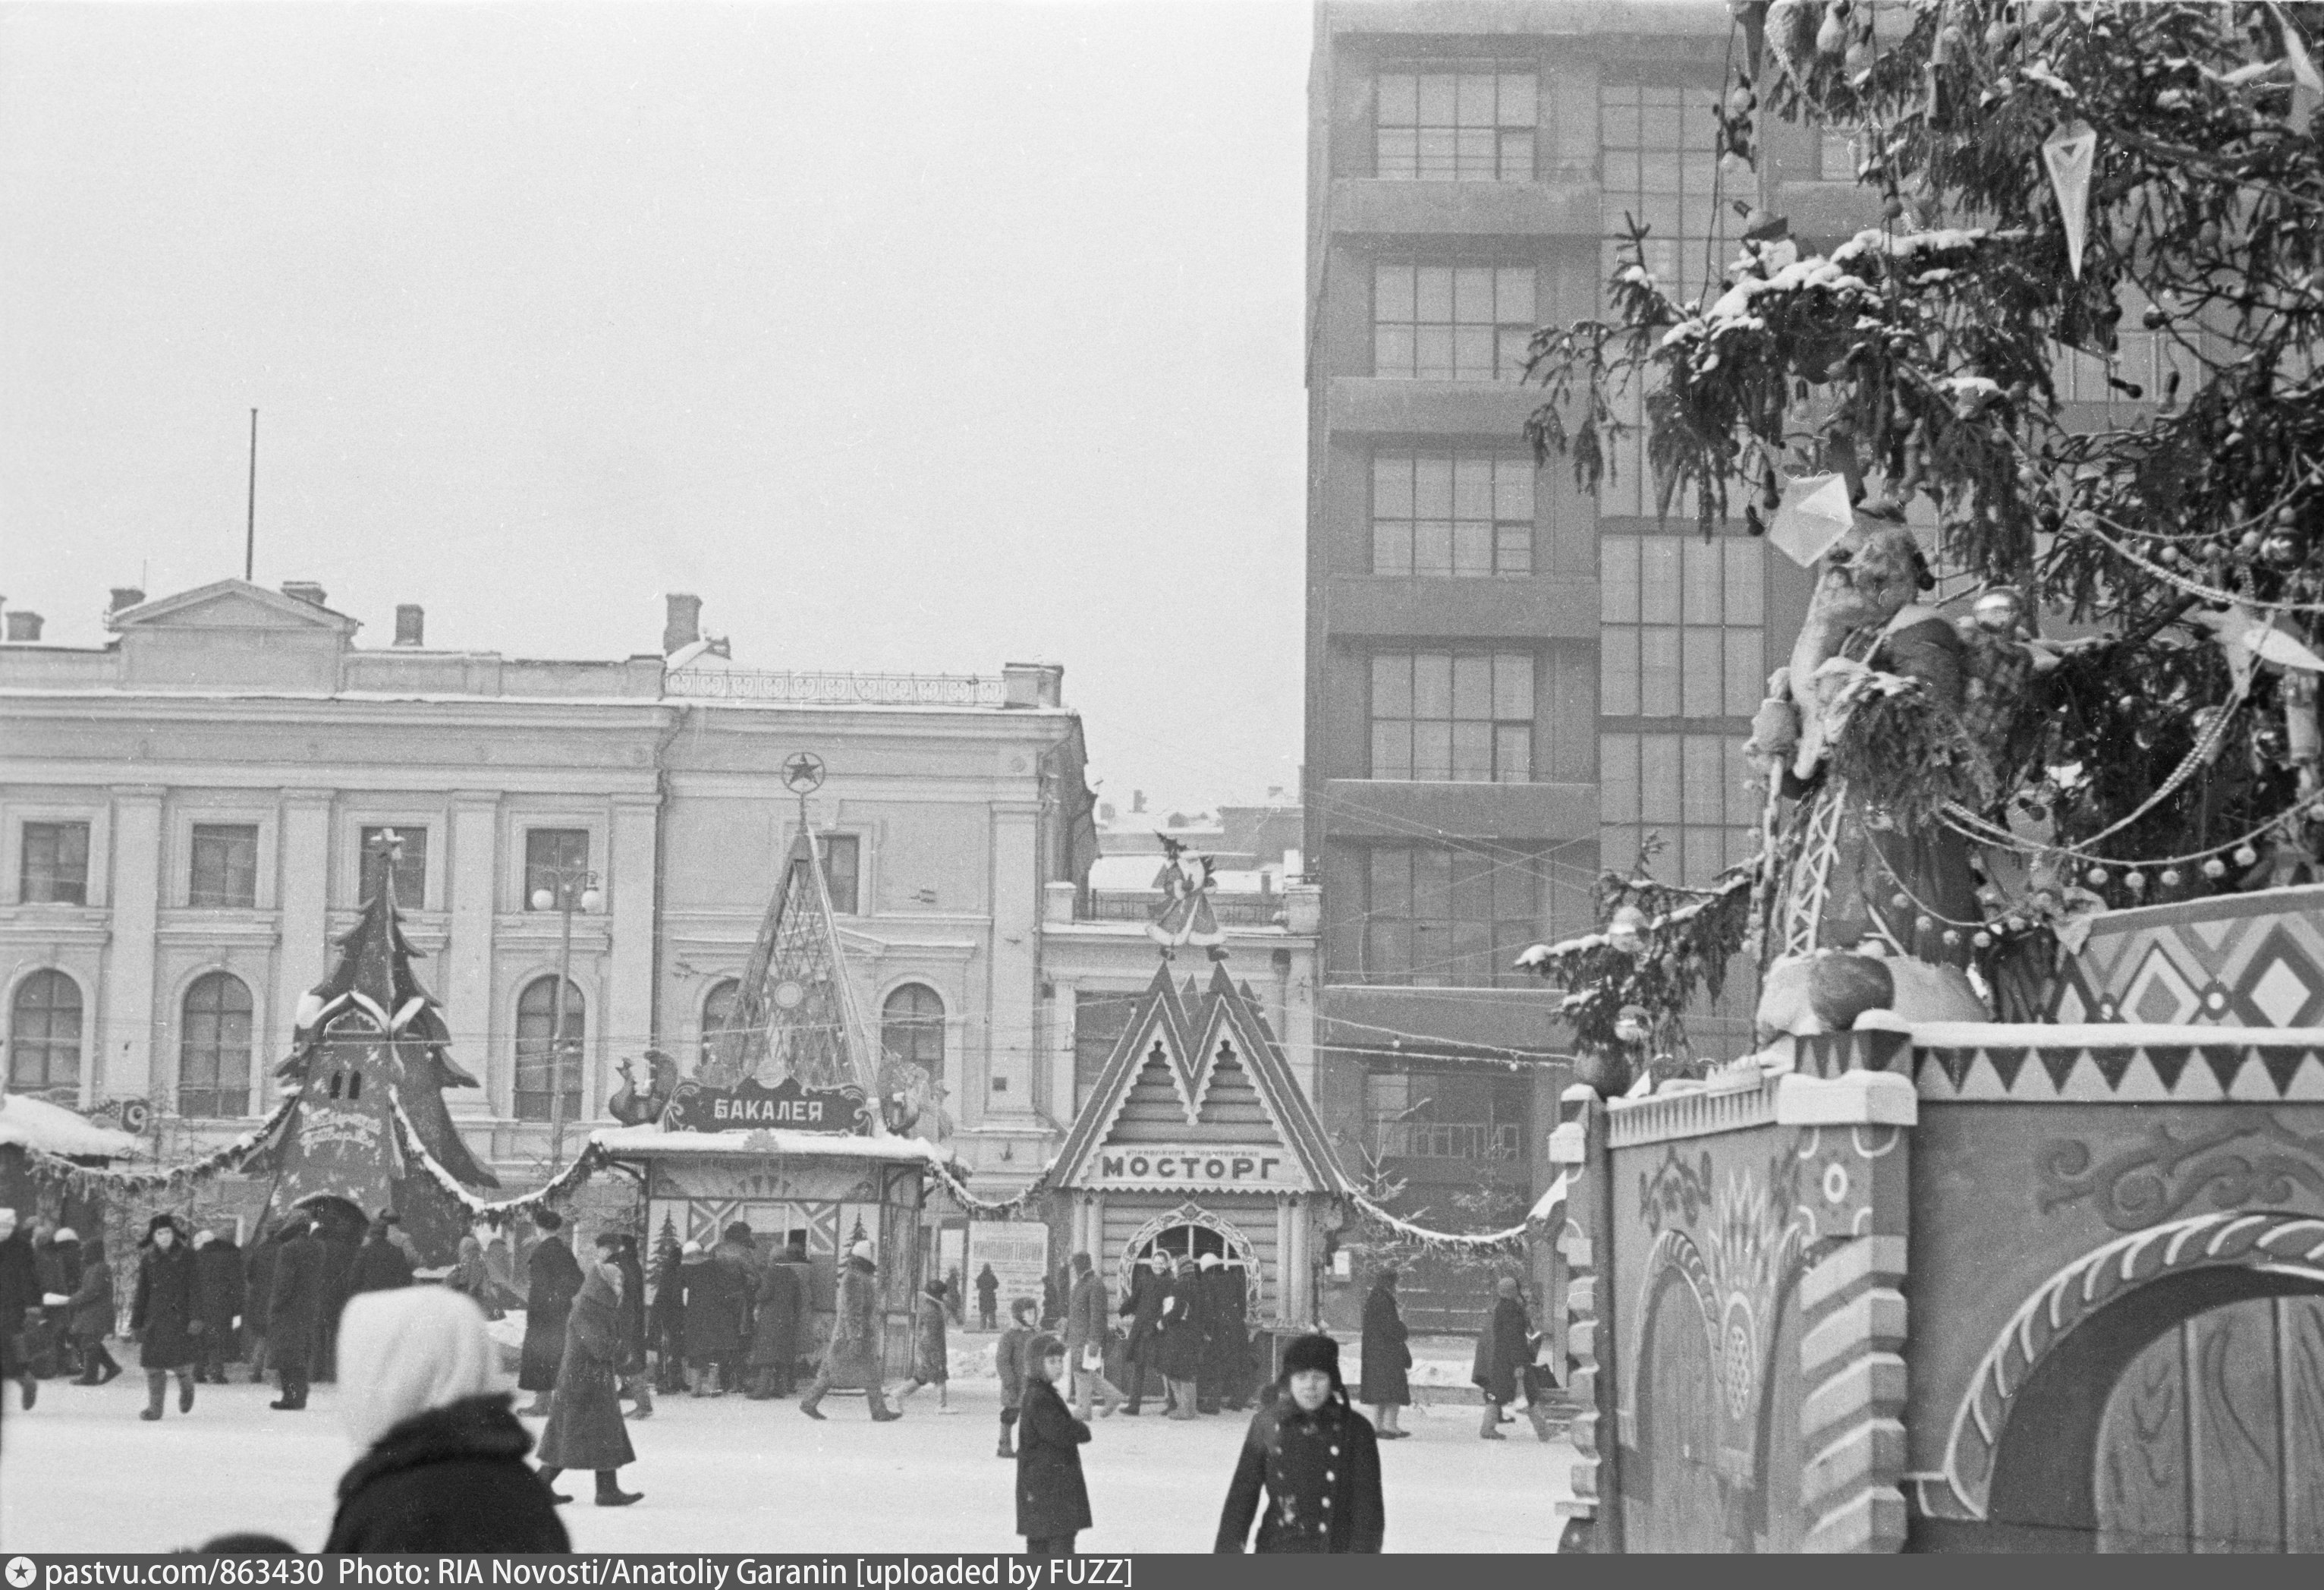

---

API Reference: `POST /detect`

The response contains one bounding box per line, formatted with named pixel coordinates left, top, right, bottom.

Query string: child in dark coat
left=995, top=1296, right=1037, bottom=1459
left=1015, top=1333, right=1091, bottom=1557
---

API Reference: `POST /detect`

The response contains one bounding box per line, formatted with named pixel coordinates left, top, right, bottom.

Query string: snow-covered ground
left=0, top=1373, right=1571, bottom=1554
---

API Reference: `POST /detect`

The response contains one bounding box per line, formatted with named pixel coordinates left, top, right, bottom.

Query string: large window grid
left=1371, top=450, right=1534, bottom=575
left=881, top=984, right=945, bottom=1075
left=1363, top=1070, right=1529, bottom=1161
left=1600, top=536, right=1766, bottom=719
left=359, top=826, right=428, bottom=908
left=513, top=975, right=585, bottom=1124
left=1373, top=262, right=1536, bottom=381
left=179, top=971, right=253, bottom=1119
left=189, top=824, right=259, bottom=908
left=7, top=970, right=82, bottom=1098
left=1599, top=732, right=1760, bottom=889
left=20, top=821, right=90, bottom=905
left=1360, top=845, right=1543, bottom=989
left=1370, top=650, right=1535, bottom=783
left=523, top=829, right=590, bottom=908
left=1375, top=61, right=1538, bottom=181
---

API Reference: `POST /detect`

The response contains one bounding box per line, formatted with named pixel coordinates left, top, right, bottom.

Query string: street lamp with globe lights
left=530, top=870, right=602, bottom=1168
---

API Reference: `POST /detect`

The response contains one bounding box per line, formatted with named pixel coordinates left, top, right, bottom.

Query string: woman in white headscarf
left=323, top=1286, right=569, bottom=1551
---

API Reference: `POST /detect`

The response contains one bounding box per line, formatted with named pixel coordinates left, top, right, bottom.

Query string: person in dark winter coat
left=244, top=1229, right=282, bottom=1383
left=1153, top=1257, right=1203, bottom=1419
left=267, top=1218, right=326, bottom=1410
left=518, top=1212, right=583, bottom=1415
left=605, top=1233, right=653, bottom=1419
left=1198, top=1255, right=1253, bottom=1413
left=1062, top=1252, right=1121, bottom=1420
left=1470, top=1276, right=1534, bottom=1440
left=1215, top=1333, right=1385, bottom=1554
left=483, top=1236, right=523, bottom=1311
left=675, top=1242, right=746, bottom=1396
left=190, top=1231, right=245, bottom=1384
left=895, top=1279, right=954, bottom=1412
left=709, top=1223, right=759, bottom=1393
left=974, top=1264, right=999, bottom=1331
left=995, top=1296, right=1036, bottom=1459
left=535, top=1262, right=642, bottom=1507
left=0, top=1208, right=41, bottom=1409
left=39, top=1223, right=84, bottom=1296
left=1039, top=1266, right=1065, bottom=1331
left=1119, top=1253, right=1170, bottom=1415
left=65, top=1237, right=119, bottom=1384
left=1357, top=1268, right=1411, bottom=1438
left=130, top=1214, right=207, bottom=1421
left=347, top=1215, right=415, bottom=1300
left=1016, top=1333, right=1092, bottom=1557
left=745, top=1235, right=809, bottom=1400
left=326, top=1286, right=570, bottom=1551
left=313, top=1216, right=363, bottom=1384
left=801, top=1242, right=897, bottom=1420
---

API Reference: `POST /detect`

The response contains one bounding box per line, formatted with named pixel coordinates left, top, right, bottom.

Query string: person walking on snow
left=894, top=1278, right=955, bottom=1412
left=130, top=1214, right=207, bottom=1421
left=800, top=1240, right=897, bottom=1421
left=266, top=1217, right=325, bottom=1410
left=975, top=1264, right=999, bottom=1332
left=534, top=1259, right=643, bottom=1507
left=243, top=1225, right=283, bottom=1384
left=517, top=1210, right=583, bottom=1418
left=1016, top=1333, right=1092, bottom=1557
left=995, top=1296, right=1036, bottom=1458
left=1357, top=1267, right=1412, bottom=1439
left=190, top=1229, right=245, bottom=1384
left=1214, top=1333, right=1385, bottom=1554
left=64, top=1236, right=119, bottom=1384
left=325, top=1286, right=571, bottom=1551
left=1470, top=1276, right=1535, bottom=1440
left=0, top=1207, right=42, bottom=1409
left=609, top=1233, right=653, bottom=1420
left=1063, top=1252, right=1121, bottom=1421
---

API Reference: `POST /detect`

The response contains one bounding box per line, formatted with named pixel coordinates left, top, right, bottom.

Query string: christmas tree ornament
left=2161, top=869, right=2182, bottom=887
left=2125, top=871, right=2146, bottom=892
left=1768, top=473, right=1855, bottom=565
left=2204, top=857, right=2228, bottom=878
left=2042, top=121, right=2098, bottom=279
left=2087, top=867, right=2109, bottom=886
left=1972, top=930, right=1993, bottom=949
left=1817, top=0, right=1849, bottom=57
left=2236, top=845, right=2260, bottom=867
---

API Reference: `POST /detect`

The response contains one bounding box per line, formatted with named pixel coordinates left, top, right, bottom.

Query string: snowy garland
left=923, top=1155, right=1050, bottom=1220
left=1344, top=1192, right=1533, bottom=1258
left=9, top=1093, right=299, bottom=1195
left=387, top=1092, right=637, bottom=1226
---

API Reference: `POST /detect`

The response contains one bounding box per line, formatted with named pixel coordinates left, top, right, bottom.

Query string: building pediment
left=108, top=580, right=360, bottom=638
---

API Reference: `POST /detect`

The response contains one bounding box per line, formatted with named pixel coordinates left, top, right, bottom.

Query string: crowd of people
left=2, top=1201, right=1561, bottom=1554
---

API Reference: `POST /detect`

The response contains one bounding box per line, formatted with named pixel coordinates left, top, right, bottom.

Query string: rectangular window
left=1601, top=536, right=1764, bottom=722
left=1364, top=1069, right=1530, bottom=1160
left=1361, top=845, right=1543, bottom=989
left=189, top=824, right=259, bottom=909
left=524, top=829, right=590, bottom=908
left=1373, top=260, right=1537, bottom=381
left=1370, top=449, right=1535, bottom=575
left=20, top=821, right=90, bottom=905
left=358, top=826, right=428, bottom=909
left=1370, top=650, right=1533, bottom=782
left=1819, top=126, right=1865, bottom=181
left=820, top=834, right=860, bottom=915
left=1597, top=732, right=1760, bottom=888
left=1074, top=989, right=1137, bottom=1101
left=1375, top=61, right=1537, bottom=181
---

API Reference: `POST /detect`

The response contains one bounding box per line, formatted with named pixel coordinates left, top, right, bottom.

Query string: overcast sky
left=0, top=1, right=1310, bottom=817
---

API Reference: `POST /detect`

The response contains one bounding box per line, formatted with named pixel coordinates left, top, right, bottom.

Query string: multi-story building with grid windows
left=1304, top=3, right=1864, bottom=1306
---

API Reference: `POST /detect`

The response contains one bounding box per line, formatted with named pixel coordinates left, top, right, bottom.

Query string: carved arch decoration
left=1621, top=1226, right=1719, bottom=1441
left=1932, top=1207, right=2324, bottom=1521
left=1114, top=1200, right=1263, bottom=1315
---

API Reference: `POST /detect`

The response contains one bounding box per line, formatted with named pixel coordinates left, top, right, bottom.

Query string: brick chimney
left=4, top=612, right=45, bottom=642
left=281, top=581, right=328, bottom=606
left=663, top=593, right=703, bottom=656
left=394, top=604, right=425, bottom=647
left=108, top=587, right=146, bottom=616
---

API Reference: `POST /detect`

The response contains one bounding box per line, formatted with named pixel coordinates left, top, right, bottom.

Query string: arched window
left=881, top=984, right=945, bottom=1074
left=179, top=971, right=253, bottom=1119
left=514, top=975, right=584, bottom=1123
left=7, top=970, right=82, bottom=1099
left=700, top=978, right=741, bottom=1067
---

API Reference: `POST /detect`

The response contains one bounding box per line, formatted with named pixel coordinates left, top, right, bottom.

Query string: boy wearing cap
left=1016, top=1333, right=1091, bottom=1557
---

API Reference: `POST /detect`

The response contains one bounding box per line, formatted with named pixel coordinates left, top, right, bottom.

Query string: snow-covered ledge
left=1775, top=1069, right=1918, bottom=1127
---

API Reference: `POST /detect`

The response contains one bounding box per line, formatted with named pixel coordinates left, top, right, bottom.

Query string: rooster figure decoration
left=1146, top=835, right=1228, bottom=961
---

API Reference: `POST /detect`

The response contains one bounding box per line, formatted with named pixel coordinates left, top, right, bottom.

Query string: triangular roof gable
left=107, top=578, right=360, bottom=636
left=1053, top=960, right=1349, bottom=1195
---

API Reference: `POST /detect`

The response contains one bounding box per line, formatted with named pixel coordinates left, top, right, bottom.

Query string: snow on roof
left=0, top=1094, right=143, bottom=1159
left=590, top=1124, right=960, bottom=1167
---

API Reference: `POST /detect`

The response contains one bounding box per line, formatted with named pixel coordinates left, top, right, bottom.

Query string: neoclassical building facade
left=0, top=578, right=1095, bottom=1187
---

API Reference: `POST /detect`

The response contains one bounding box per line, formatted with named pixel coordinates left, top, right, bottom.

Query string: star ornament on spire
left=781, top=753, right=826, bottom=793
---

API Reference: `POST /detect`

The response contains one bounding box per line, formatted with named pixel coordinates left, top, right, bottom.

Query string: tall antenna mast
left=244, top=408, right=258, bottom=581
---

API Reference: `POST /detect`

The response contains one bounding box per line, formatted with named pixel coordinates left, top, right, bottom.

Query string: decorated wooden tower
left=245, top=830, right=498, bottom=1263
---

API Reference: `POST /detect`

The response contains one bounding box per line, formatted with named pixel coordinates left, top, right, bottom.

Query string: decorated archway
left=1118, top=1200, right=1261, bottom=1315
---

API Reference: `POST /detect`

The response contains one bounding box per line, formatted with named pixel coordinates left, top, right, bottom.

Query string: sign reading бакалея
left=662, top=1074, right=871, bottom=1135
left=1090, top=1143, right=1312, bottom=1192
